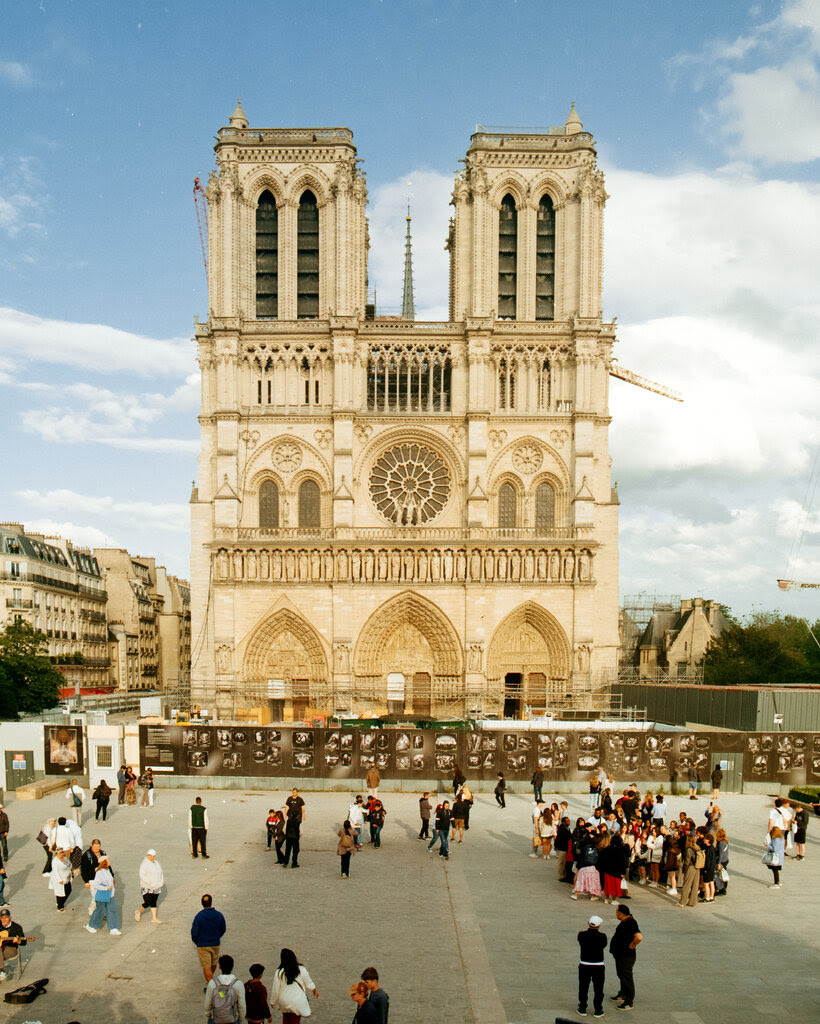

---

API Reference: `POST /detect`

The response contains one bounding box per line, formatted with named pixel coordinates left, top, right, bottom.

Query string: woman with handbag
left=92, top=779, right=112, bottom=822
left=337, top=819, right=356, bottom=878
left=714, top=828, right=730, bottom=896
left=86, top=857, right=121, bottom=934
left=270, top=947, right=318, bottom=1024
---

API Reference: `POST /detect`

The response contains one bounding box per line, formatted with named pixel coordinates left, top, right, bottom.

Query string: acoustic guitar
left=0, top=930, right=36, bottom=946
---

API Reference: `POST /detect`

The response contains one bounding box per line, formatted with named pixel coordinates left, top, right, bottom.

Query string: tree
left=702, top=611, right=820, bottom=687
left=0, top=620, right=63, bottom=718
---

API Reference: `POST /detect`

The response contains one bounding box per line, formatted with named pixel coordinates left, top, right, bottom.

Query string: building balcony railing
left=78, top=585, right=107, bottom=600
left=80, top=609, right=106, bottom=622
left=5, top=598, right=34, bottom=609
left=224, top=525, right=592, bottom=543
left=0, top=571, right=78, bottom=593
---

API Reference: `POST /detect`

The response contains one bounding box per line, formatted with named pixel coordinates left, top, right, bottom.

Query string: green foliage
left=702, top=612, right=820, bottom=687
left=0, top=620, right=63, bottom=719
left=788, top=786, right=820, bottom=803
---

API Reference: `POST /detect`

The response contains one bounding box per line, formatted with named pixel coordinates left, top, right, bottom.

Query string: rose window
left=369, top=444, right=450, bottom=524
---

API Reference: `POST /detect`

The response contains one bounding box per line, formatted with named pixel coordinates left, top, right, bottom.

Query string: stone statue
left=216, top=549, right=229, bottom=579
left=298, top=550, right=309, bottom=580
left=510, top=550, right=521, bottom=581
left=443, top=549, right=454, bottom=581
left=216, top=644, right=232, bottom=674
left=457, top=549, right=467, bottom=580
left=247, top=550, right=257, bottom=580
left=272, top=551, right=283, bottom=580
left=377, top=549, right=388, bottom=581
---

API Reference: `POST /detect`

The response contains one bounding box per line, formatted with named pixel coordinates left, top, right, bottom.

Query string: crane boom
left=193, top=176, right=209, bottom=276
left=777, top=579, right=820, bottom=590
left=609, top=362, right=683, bottom=402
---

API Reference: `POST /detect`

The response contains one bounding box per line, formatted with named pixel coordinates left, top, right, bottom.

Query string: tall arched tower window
left=498, top=356, right=517, bottom=410
left=499, top=482, right=517, bottom=530
left=535, top=482, right=555, bottom=533
left=535, top=194, right=555, bottom=321
left=298, top=479, right=321, bottom=530
left=259, top=480, right=280, bottom=529
left=256, top=191, right=278, bottom=318
left=297, top=190, right=319, bottom=319
left=498, top=194, right=517, bottom=320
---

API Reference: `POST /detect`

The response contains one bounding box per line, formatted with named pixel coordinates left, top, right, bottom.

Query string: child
left=245, top=962, right=272, bottom=1024
left=266, top=809, right=276, bottom=850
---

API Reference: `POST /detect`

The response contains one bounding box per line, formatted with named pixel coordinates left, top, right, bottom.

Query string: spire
left=229, top=98, right=248, bottom=129
left=564, top=101, right=582, bottom=135
left=401, top=185, right=415, bottom=321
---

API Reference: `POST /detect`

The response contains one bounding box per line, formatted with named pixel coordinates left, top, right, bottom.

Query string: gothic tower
left=191, top=103, right=619, bottom=721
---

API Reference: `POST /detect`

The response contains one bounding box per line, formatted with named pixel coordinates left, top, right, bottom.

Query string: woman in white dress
left=270, top=947, right=318, bottom=1023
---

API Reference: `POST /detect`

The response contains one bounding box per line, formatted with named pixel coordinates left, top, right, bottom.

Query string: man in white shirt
left=768, top=799, right=790, bottom=836
left=348, top=795, right=366, bottom=850
left=66, top=780, right=85, bottom=825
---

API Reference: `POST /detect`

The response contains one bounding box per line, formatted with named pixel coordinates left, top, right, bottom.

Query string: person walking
left=337, top=820, right=356, bottom=879
left=531, top=767, right=544, bottom=803
left=764, top=826, right=785, bottom=888
left=282, top=812, right=301, bottom=869
left=417, top=793, right=432, bottom=841
left=85, top=857, right=122, bottom=935
left=48, top=848, right=73, bottom=912
left=349, top=796, right=366, bottom=849
left=494, top=772, right=506, bottom=808
left=428, top=800, right=451, bottom=859
left=270, top=947, right=318, bottom=1023
left=189, top=796, right=210, bottom=858
left=191, top=893, right=226, bottom=984
left=0, top=804, right=9, bottom=861
left=365, top=765, right=380, bottom=800
left=139, top=767, right=155, bottom=807
left=609, top=904, right=641, bottom=1010
left=793, top=804, right=809, bottom=860
left=451, top=792, right=468, bottom=844
left=116, top=765, right=128, bottom=805
left=350, top=981, right=378, bottom=1024
left=245, top=963, right=272, bottom=1024
left=205, top=953, right=246, bottom=1023
left=39, top=817, right=57, bottom=876
left=687, top=763, right=699, bottom=800
left=92, top=779, right=112, bottom=822
left=80, top=838, right=106, bottom=914
left=452, top=763, right=466, bottom=797
left=66, top=779, right=85, bottom=825
left=368, top=799, right=386, bottom=848
left=360, top=966, right=389, bottom=1024
left=135, top=849, right=164, bottom=924
left=577, top=915, right=607, bottom=1018
left=270, top=810, right=286, bottom=864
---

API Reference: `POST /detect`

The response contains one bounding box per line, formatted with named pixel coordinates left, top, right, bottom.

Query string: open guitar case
left=4, top=977, right=49, bottom=1004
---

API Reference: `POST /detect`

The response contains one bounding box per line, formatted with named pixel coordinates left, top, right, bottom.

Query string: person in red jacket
left=245, top=963, right=272, bottom=1024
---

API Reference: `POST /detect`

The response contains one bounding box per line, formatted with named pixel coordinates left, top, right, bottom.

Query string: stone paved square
left=0, top=786, right=817, bottom=1023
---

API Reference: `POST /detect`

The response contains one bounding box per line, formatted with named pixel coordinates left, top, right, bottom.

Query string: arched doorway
left=353, top=592, right=462, bottom=715
left=243, top=608, right=329, bottom=719
left=486, top=602, right=571, bottom=718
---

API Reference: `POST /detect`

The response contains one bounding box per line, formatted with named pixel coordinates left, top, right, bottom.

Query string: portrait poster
left=44, top=724, right=84, bottom=775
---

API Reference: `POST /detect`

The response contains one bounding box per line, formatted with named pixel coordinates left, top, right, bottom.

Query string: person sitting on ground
left=0, top=908, right=28, bottom=980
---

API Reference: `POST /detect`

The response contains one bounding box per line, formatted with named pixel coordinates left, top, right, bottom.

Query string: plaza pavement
left=0, top=785, right=817, bottom=1024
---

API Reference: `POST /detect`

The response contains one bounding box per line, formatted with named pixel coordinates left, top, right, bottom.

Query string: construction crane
left=609, top=361, right=683, bottom=402
left=777, top=580, right=820, bottom=590
left=193, top=177, right=208, bottom=277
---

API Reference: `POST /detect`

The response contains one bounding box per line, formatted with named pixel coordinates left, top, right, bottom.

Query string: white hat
left=147, top=849, right=157, bottom=856
left=588, top=915, right=603, bottom=927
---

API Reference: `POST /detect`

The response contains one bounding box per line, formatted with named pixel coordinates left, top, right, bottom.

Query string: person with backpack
left=270, top=947, right=318, bottom=1023
left=245, top=963, right=272, bottom=1024
left=570, top=830, right=603, bottom=901
left=337, top=820, right=356, bottom=878
left=92, top=780, right=112, bottom=822
left=66, top=779, right=85, bottom=825
left=205, top=953, right=246, bottom=1024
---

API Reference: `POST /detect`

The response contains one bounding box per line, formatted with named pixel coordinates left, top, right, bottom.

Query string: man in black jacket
left=609, top=904, right=642, bottom=1010
left=577, top=915, right=607, bottom=1017
left=0, top=908, right=27, bottom=980
left=555, top=817, right=573, bottom=881
left=80, top=839, right=107, bottom=915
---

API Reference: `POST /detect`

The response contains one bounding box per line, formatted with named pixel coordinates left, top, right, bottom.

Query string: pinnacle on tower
left=564, top=101, right=582, bottom=134
left=401, top=194, right=415, bottom=321
left=229, top=98, right=248, bottom=129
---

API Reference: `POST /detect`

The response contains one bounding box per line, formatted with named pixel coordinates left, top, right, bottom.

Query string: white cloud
left=368, top=170, right=452, bottom=319
left=0, top=157, right=44, bottom=238
left=20, top=520, right=118, bottom=549
left=0, top=61, right=32, bottom=86
left=0, top=307, right=193, bottom=376
left=15, top=488, right=189, bottom=533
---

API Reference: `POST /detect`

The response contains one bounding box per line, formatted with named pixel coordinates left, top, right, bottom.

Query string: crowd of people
left=0, top=754, right=812, bottom=1020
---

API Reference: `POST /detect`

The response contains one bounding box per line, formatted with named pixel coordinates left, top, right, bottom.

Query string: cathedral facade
left=190, top=102, right=620, bottom=721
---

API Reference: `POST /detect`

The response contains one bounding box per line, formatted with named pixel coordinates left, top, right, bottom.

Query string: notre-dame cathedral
left=190, top=101, right=619, bottom=721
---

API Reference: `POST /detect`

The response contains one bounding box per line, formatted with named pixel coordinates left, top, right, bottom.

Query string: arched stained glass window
left=259, top=480, right=279, bottom=529
left=535, top=194, right=555, bottom=321
left=499, top=482, right=517, bottom=530
left=298, top=479, right=321, bottom=530
left=535, top=482, right=555, bottom=534
left=297, top=190, right=319, bottom=319
left=256, top=190, right=278, bottom=318
left=498, top=194, right=517, bottom=319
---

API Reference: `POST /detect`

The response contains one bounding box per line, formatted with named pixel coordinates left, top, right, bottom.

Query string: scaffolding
left=620, top=592, right=680, bottom=668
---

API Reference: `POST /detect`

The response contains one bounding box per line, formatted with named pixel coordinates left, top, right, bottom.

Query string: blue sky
left=1, top=0, right=818, bottom=618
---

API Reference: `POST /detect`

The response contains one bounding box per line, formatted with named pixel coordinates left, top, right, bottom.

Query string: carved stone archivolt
left=353, top=591, right=463, bottom=680
left=243, top=608, right=329, bottom=684
left=214, top=544, right=593, bottom=585
left=486, top=601, right=571, bottom=681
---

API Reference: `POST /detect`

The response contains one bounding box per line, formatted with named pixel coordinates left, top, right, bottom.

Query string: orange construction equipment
left=609, top=361, right=683, bottom=402
left=193, top=177, right=208, bottom=274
